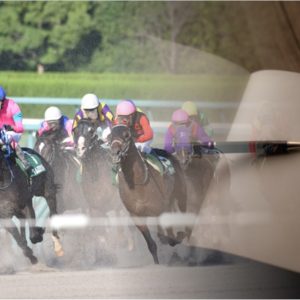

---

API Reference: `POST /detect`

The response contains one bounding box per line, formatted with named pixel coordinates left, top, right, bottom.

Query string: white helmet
left=44, top=106, right=62, bottom=121
left=81, top=93, right=99, bottom=109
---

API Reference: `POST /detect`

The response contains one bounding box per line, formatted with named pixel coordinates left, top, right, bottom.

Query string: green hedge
left=0, top=71, right=248, bottom=99
left=0, top=71, right=248, bottom=119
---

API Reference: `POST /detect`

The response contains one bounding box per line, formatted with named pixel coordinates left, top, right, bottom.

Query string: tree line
left=0, top=1, right=299, bottom=73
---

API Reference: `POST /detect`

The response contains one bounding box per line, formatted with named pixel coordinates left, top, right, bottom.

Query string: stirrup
left=25, top=165, right=33, bottom=177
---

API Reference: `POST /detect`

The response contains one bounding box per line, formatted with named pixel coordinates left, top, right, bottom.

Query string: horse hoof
left=30, top=234, right=43, bottom=244
left=157, top=233, right=169, bottom=245
left=168, top=240, right=178, bottom=247
left=37, top=227, right=45, bottom=235
left=176, top=231, right=186, bottom=242
left=30, top=256, right=38, bottom=265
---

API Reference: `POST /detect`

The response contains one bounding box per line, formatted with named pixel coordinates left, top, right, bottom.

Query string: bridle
left=110, top=125, right=149, bottom=185
left=73, top=120, right=96, bottom=155
left=37, top=136, right=59, bottom=166
left=110, top=137, right=131, bottom=164
left=176, top=146, right=193, bottom=170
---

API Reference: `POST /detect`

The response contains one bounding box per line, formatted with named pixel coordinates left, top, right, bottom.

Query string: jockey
left=164, top=108, right=213, bottom=154
left=72, top=93, right=114, bottom=139
left=37, top=106, right=74, bottom=146
left=182, top=101, right=214, bottom=138
left=0, top=86, right=32, bottom=174
left=114, top=100, right=153, bottom=153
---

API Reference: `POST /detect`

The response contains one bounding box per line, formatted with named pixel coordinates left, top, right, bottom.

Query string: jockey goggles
left=84, top=108, right=98, bottom=120
left=173, top=120, right=191, bottom=127
left=47, top=120, right=60, bottom=131
left=117, top=115, right=132, bottom=126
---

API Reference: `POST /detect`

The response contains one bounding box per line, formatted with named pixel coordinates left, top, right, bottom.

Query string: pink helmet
left=172, top=109, right=189, bottom=124
left=116, top=100, right=136, bottom=116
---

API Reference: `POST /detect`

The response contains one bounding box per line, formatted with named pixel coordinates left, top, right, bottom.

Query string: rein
left=135, top=150, right=149, bottom=185
left=0, top=156, right=14, bottom=190
left=47, top=143, right=56, bottom=165
left=111, top=138, right=149, bottom=186
left=0, top=130, right=15, bottom=189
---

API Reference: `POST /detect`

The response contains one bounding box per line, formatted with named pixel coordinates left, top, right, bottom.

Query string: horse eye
left=123, top=131, right=130, bottom=140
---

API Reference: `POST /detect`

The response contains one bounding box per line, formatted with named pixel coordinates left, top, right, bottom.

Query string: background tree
left=0, top=2, right=98, bottom=71
left=0, top=1, right=299, bottom=73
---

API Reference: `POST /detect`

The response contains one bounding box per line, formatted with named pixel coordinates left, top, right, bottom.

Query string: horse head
left=73, top=119, right=100, bottom=159
left=173, top=125, right=194, bottom=170
left=109, top=124, right=132, bottom=165
left=34, top=130, right=65, bottom=165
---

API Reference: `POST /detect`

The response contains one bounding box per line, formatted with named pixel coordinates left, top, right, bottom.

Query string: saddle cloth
left=111, top=153, right=175, bottom=186
left=16, top=151, right=46, bottom=177
left=145, top=154, right=175, bottom=176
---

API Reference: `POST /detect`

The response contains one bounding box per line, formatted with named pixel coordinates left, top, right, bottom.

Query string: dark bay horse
left=175, top=144, right=215, bottom=234
left=173, top=126, right=231, bottom=265
left=73, top=119, right=121, bottom=218
left=73, top=119, right=139, bottom=256
left=34, top=130, right=86, bottom=213
left=0, top=133, right=62, bottom=264
left=173, top=125, right=231, bottom=241
left=109, top=124, right=188, bottom=264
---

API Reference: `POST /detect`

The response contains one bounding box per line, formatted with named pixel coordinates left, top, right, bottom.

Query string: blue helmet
left=0, top=86, right=6, bottom=101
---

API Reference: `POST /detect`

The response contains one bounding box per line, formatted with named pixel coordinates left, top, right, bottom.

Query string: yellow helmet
left=182, top=101, right=198, bottom=116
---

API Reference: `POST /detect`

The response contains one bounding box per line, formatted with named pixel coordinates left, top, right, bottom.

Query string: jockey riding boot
left=15, top=144, right=33, bottom=176
left=149, top=148, right=165, bottom=170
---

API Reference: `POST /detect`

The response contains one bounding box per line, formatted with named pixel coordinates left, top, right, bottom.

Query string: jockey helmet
left=0, top=86, right=6, bottom=101
left=116, top=100, right=136, bottom=116
left=182, top=101, right=198, bottom=116
left=45, top=106, right=62, bottom=121
left=172, top=109, right=189, bottom=125
left=81, top=93, right=99, bottom=110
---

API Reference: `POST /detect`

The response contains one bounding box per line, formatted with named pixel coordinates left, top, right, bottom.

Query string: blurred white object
left=6, top=131, right=21, bottom=143
left=135, top=140, right=152, bottom=154
left=101, top=127, right=111, bottom=142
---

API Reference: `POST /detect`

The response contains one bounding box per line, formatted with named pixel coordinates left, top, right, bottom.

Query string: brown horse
left=73, top=119, right=121, bottom=218
left=173, top=132, right=231, bottom=265
left=109, top=124, right=187, bottom=264
left=175, top=146, right=214, bottom=234
left=175, top=141, right=231, bottom=239
left=72, top=118, right=134, bottom=261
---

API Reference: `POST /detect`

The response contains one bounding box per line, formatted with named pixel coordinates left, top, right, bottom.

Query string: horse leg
left=157, top=225, right=171, bottom=244
left=5, top=219, right=38, bottom=264
left=25, top=200, right=44, bottom=244
left=157, top=224, right=185, bottom=247
left=51, top=230, right=64, bottom=257
left=44, top=184, right=64, bottom=257
left=136, top=224, right=159, bottom=264
left=171, top=158, right=188, bottom=213
left=166, top=227, right=184, bottom=246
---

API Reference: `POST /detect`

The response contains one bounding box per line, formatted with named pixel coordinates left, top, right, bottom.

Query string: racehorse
left=109, top=124, right=188, bottom=264
left=73, top=119, right=121, bottom=218
left=174, top=141, right=215, bottom=236
left=174, top=131, right=231, bottom=216
left=173, top=127, right=231, bottom=265
left=34, top=130, right=86, bottom=213
left=72, top=118, right=134, bottom=260
left=0, top=130, right=62, bottom=264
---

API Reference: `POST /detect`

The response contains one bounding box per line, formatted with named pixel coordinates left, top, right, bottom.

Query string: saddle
left=144, top=153, right=175, bottom=176
left=110, top=155, right=175, bottom=186
left=16, top=151, right=46, bottom=178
